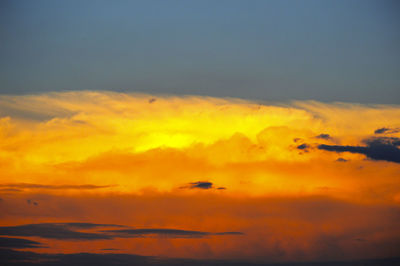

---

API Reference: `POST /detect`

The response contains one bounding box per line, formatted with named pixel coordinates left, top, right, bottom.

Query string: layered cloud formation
left=0, top=92, right=400, bottom=263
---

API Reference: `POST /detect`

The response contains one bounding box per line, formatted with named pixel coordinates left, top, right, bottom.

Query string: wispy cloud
left=318, top=137, right=400, bottom=163
left=0, top=223, right=243, bottom=241
left=0, top=237, right=43, bottom=249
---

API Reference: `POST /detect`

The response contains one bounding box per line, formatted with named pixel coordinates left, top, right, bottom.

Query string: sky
left=1, top=0, right=399, bottom=103
left=1, top=1, right=400, bottom=266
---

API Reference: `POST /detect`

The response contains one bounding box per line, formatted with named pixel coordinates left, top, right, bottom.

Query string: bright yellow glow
left=0, top=91, right=399, bottom=201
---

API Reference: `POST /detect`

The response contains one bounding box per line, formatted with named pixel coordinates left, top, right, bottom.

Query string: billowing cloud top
left=0, top=91, right=400, bottom=263
left=1, top=91, right=399, bottom=196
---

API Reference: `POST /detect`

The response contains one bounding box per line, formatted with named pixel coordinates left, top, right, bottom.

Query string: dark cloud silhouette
left=106, top=229, right=208, bottom=238
left=183, top=181, right=213, bottom=189
left=0, top=223, right=242, bottom=241
left=64, top=223, right=126, bottom=229
left=180, top=181, right=228, bottom=190
left=1, top=248, right=400, bottom=266
left=214, top=232, right=243, bottom=235
left=0, top=237, right=43, bottom=249
left=0, top=223, right=116, bottom=240
left=315, top=134, right=331, bottom=140
left=104, top=228, right=243, bottom=238
left=0, top=183, right=113, bottom=190
left=297, top=144, right=309, bottom=150
left=336, top=158, right=348, bottom=162
left=148, top=98, right=156, bottom=103
left=318, top=137, right=400, bottom=163
left=374, top=127, right=399, bottom=134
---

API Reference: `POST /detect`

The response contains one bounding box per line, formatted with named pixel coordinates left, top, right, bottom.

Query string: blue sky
left=1, top=0, right=399, bottom=103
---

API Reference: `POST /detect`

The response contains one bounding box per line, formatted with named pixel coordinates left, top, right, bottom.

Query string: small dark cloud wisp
left=315, top=134, right=331, bottom=140
left=374, top=127, right=399, bottom=134
left=189, top=181, right=213, bottom=189
left=104, top=228, right=243, bottom=238
left=180, top=181, right=214, bottom=190
left=297, top=144, right=309, bottom=151
left=0, top=237, right=43, bottom=249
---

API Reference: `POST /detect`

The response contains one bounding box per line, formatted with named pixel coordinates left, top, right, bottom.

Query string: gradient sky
left=1, top=0, right=399, bottom=103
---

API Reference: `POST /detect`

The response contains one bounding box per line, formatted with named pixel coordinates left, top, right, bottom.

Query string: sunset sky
left=1, top=1, right=400, bottom=265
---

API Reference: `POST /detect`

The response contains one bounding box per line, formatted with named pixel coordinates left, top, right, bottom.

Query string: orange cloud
left=0, top=91, right=399, bottom=262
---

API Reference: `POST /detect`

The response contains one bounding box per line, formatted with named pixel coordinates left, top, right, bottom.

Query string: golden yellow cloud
left=0, top=91, right=399, bottom=201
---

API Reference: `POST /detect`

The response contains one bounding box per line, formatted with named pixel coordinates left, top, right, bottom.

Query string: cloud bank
left=1, top=92, right=400, bottom=262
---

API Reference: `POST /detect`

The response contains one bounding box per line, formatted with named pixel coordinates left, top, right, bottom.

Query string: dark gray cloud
left=180, top=181, right=214, bottom=190
left=336, top=158, right=348, bottom=162
left=318, top=137, right=400, bottom=163
left=190, top=181, right=213, bottom=189
left=105, top=229, right=208, bottom=238
left=214, top=232, right=243, bottom=236
left=297, top=144, right=309, bottom=150
left=315, top=134, right=331, bottom=140
left=0, top=237, right=43, bottom=249
left=64, top=223, right=126, bottom=229
left=181, top=181, right=228, bottom=190
left=374, top=127, right=400, bottom=134
left=0, top=223, right=116, bottom=240
left=1, top=248, right=400, bottom=266
left=103, top=229, right=243, bottom=239
left=0, top=183, right=113, bottom=190
left=0, top=223, right=243, bottom=241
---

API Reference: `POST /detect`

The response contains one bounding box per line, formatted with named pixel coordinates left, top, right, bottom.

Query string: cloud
left=189, top=181, right=213, bottom=189
left=336, top=158, right=348, bottom=162
left=64, top=223, right=126, bottom=229
left=104, top=228, right=243, bottom=238
left=1, top=248, right=400, bottom=266
left=105, top=229, right=208, bottom=238
left=0, top=237, right=43, bottom=249
left=0, top=183, right=113, bottom=190
left=374, top=127, right=400, bottom=134
left=180, top=181, right=215, bottom=190
left=0, top=223, right=243, bottom=241
left=315, top=134, right=332, bottom=140
left=297, top=144, right=309, bottom=150
left=318, top=137, right=400, bottom=163
left=0, top=223, right=116, bottom=240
